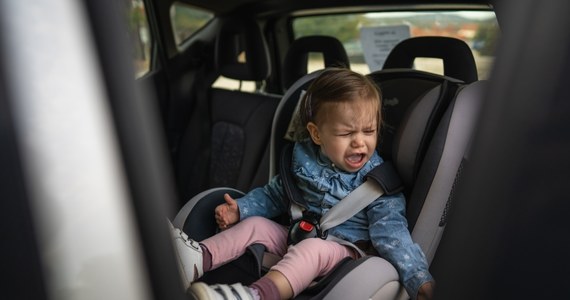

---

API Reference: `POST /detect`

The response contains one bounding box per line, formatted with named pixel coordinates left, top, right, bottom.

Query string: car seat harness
left=280, top=143, right=404, bottom=249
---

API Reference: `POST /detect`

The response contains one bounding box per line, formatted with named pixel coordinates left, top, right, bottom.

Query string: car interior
left=173, top=30, right=486, bottom=298
left=167, top=2, right=493, bottom=299
left=4, top=0, right=570, bottom=299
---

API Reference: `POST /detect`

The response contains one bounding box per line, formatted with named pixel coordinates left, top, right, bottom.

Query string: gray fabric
left=411, top=80, right=486, bottom=263
left=393, top=86, right=442, bottom=187
left=269, top=71, right=323, bottom=178
left=320, top=257, right=400, bottom=300
left=319, top=181, right=384, bottom=232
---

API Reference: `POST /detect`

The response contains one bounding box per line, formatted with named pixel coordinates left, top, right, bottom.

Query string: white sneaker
left=169, top=222, right=204, bottom=290
left=188, top=282, right=254, bottom=300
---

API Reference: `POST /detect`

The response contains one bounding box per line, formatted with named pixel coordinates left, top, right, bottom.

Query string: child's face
left=307, top=97, right=378, bottom=172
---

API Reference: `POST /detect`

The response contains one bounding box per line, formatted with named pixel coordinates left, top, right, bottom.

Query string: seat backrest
left=215, top=18, right=271, bottom=81
left=383, top=36, right=478, bottom=84
left=409, top=80, right=487, bottom=262
left=368, top=70, right=463, bottom=190
left=176, top=18, right=281, bottom=201
left=369, top=36, right=478, bottom=192
left=269, top=70, right=324, bottom=178
left=281, top=35, right=350, bottom=91
left=271, top=37, right=478, bottom=190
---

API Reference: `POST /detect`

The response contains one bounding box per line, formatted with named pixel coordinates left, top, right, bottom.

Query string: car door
left=0, top=1, right=184, bottom=299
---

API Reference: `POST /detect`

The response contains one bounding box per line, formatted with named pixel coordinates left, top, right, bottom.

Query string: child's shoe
left=169, top=222, right=204, bottom=289
left=188, top=282, right=254, bottom=300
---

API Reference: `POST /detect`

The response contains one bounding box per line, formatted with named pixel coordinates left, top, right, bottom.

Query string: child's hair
left=300, top=67, right=382, bottom=130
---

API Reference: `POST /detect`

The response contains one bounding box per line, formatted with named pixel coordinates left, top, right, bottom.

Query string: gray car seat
left=174, top=37, right=483, bottom=299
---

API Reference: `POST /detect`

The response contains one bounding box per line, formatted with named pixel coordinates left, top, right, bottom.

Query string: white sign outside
left=360, top=25, right=411, bottom=72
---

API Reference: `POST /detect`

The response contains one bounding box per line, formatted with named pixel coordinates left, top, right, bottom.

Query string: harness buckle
left=287, top=211, right=327, bottom=245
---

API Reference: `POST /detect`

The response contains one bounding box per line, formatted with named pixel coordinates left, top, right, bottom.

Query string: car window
left=128, top=0, right=152, bottom=78
left=293, top=10, right=499, bottom=79
left=170, top=2, right=214, bottom=47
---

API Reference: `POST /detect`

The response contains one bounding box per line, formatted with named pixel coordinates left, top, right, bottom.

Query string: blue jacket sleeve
left=366, top=192, right=434, bottom=299
left=236, top=175, right=288, bottom=220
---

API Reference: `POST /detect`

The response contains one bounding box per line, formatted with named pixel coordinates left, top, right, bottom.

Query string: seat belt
left=320, top=159, right=404, bottom=232
left=280, top=143, right=404, bottom=245
left=320, top=175, right=383, bottom=231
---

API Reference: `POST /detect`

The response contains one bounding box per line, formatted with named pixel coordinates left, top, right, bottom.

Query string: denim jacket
left=236, top=139, right=433, bottom=298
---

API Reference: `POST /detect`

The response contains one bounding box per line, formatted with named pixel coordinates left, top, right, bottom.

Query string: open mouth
left=345, top=153, right=365, bottom=168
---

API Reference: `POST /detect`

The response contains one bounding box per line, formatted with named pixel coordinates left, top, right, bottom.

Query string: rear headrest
left=383, top=36, right=478, bottom=83
left=282, top=36, right=350, bottom=89
left=215, top=18, right=270, bottom=81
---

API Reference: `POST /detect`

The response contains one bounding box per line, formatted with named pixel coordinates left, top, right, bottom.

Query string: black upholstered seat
left=176, top=18, right=281, bottom=200
left=281, top=35, right=350, bottom=91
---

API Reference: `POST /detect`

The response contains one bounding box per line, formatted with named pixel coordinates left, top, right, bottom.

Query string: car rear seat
left=176, top=17, right=281, bottom=203
left=174, top=36, right=483, bottom=299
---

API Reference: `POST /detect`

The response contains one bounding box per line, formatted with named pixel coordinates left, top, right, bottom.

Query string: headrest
left=215, top=18, right=271, bottom=81
left=383, top=36, right=478, bottom=83
left=270, top=70, right=324, bottom=177
left=282, top=35, right=350, bottom=89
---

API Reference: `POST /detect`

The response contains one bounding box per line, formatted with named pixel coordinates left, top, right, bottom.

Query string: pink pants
left=201, top=216, right=356, bottom=296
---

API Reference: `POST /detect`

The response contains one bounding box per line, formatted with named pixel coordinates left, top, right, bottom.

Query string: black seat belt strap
left=364, top=161, right=404, bottom=196
left=279, top=143, right=306, bottom=221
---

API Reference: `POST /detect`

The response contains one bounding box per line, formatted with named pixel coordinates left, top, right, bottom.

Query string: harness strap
left=320, top=180, right=384, bottom=232
left=280, top=143, right=404, bottom=247
left=364, top=161, right=404, bottom=195
left=279, top=143, right=305, bottom=221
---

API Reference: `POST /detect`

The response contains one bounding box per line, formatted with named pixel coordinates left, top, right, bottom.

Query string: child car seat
left=173, top=36, right=483, bottom=299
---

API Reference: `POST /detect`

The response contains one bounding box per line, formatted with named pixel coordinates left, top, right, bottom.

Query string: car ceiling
left=172, top=0, right=494, bottom=16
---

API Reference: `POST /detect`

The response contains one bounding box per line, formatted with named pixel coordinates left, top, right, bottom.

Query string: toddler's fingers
left=223, top=193, right=237, bottom=207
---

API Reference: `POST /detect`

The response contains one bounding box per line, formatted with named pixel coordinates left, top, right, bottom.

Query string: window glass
left=293, top=11, right=499, bottom=79
left=127, top=0, right=152, bottom=78
left=170, top=3, right=214, bottom=46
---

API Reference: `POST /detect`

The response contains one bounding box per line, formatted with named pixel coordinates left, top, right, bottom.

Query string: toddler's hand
left=214, top=193, right=240, bottom=230
left=417, top=281, right=434, bottom=300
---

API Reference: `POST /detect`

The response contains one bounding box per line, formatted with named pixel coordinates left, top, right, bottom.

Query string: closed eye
left=336, top=132, right=352, bottom=137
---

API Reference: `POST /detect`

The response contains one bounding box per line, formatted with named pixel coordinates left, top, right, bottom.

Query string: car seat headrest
left=383, top=36, right=478, bottom=83
left=215, top=18, right=271, bottom=81
left=270, top=70, right=325, bottom=177
left=282, top=36, right=350, bottom=89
